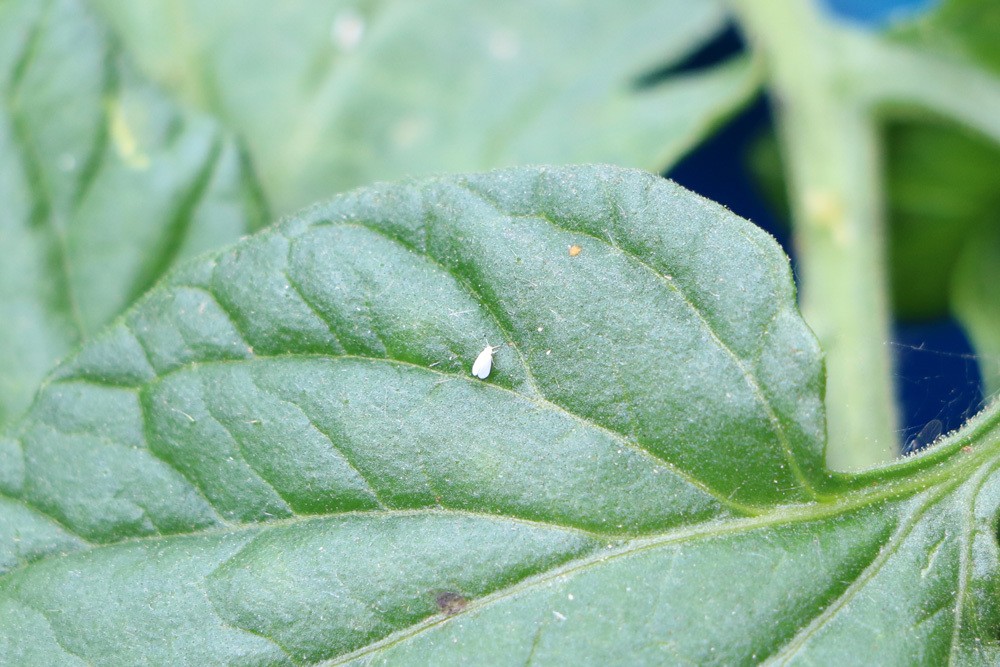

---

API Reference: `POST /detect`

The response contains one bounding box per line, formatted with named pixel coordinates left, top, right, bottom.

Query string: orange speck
left=568, top=244, right=582, bottom=257
left=962, top=445, right=974, bottom=453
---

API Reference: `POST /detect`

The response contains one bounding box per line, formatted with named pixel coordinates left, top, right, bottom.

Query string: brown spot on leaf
left=435, top=591, right=468, bottom=615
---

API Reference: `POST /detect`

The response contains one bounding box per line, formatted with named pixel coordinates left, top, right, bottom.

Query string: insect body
left=471, top=343, right=500, bottom=379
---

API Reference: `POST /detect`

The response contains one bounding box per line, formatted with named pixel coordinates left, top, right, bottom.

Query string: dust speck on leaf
left=435, top=591, right=468, bottom=615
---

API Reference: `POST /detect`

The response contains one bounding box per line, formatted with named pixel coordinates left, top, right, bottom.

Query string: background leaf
left=882, top=118, right=1000, bottom=320
left=887, top=0, right=1000, bottom=398
left=881, top=0, right=1000, bottom=322
left=892, top=0, right=1000, bottom=72
left=748, top=117, right=1000, bottom=321
left=953, top=225, right=1000, bottom=394
left=745, top=0, right=1000, bottom=336
left=0, top=0, right=266, bottom=428
left=90, top=0, right=760, bottom=215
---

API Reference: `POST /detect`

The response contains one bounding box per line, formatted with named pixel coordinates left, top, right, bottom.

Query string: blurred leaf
left=884, top=0, right=1000, bottom=320
left=747, top=120, right=1000, bottom=320
left=953, top=225, right=1000, bottom=394
left=746, top=128, right=790, bottom=222
left=746, top=0, right=1000, bottom=323
left=0, top=0, right=266, bottom=428
left=2, top=165, right=1000, bottom=663
left=90, top=0, right=760, bottom=215
left=885, top=118, right=1000, bottom=319
left=892, top=0, right=1000, bottom=75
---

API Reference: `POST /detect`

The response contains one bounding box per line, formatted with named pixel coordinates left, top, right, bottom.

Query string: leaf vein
left=247, top=378, right=389, bottom=511
left=331, top=219, right=544, bottom=398
left=280, top=263, right=348, bottom=355
left=454, top=180, right=816, bottom=498
left=145, top=353, right=755, bottom=515
left=760, top=488, right=955, bottom=665
left=198, top=380, right=295, bottom=516
left=10, top=592, right=94, bottom=665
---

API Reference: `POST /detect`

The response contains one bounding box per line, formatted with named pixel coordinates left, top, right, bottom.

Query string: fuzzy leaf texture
left=3, top=165, right=1000, bottom=665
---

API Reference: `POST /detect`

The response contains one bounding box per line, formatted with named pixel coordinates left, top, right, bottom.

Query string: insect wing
left=471, top=345, right=494, bottom=379
left=903, top=418, right=944, bottom=455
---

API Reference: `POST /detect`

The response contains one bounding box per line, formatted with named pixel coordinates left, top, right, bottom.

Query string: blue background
left=666, top=0, right=984, bottom=455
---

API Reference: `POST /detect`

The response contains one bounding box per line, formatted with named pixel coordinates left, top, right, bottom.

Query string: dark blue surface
left=893, top=320, right=983, bottom=448
left=666, top=0, right=984, bottom=456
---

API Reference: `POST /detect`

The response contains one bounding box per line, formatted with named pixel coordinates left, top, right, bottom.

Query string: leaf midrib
left=54, top=349, right=761, bottom=516
left=762, top=484, right=951, bottom=664
left=12, top=352, right=996, bottom=556
left=316, top=499, right=907, bottom=666
left=4, top=401, right=996, bottom=664
left=3, top=415, right=988, bottom=594
left=0, top=496, right=923, bottom=666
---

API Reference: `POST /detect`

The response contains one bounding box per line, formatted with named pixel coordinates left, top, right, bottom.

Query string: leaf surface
left=90, top=0, right=759, bottom=214
left=953, top=225, right=1000, bottom=394
left=882, top=119, right=1000, bottom=320
left=0, top=0, right=266, bottom=427
left=3, top=165, right=1000, bottom=664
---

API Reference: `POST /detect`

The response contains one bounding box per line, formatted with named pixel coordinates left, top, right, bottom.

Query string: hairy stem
left=733, top=0, right=899, bottom=470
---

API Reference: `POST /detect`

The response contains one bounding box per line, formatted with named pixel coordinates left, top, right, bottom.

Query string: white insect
left=471, top=343, right=500, bottom=379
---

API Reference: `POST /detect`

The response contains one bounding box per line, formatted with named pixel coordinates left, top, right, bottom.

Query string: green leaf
left=883, top=118, right=1000, bottom=320
left=953, top=225, right=1000, bottom=395
left=0, top=0, right=267, bottom=428
left=893, top=0, right=1000, bottom=76
left=89, top=0, right=760, bottom=215
left=747, top=119, right=1000, bottom=321
left=879, top=0, right=1000, bottom=321
left=744, top=2, right=1000, bottom=323
left=3, top=164, right=999, bottom=663
left=886, top=0, right=1000, bottom=389
left=0, top=165, right=819, bottom=661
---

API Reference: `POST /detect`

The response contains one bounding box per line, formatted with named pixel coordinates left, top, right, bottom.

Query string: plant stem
left=733, top=0, right=899, bottom=470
